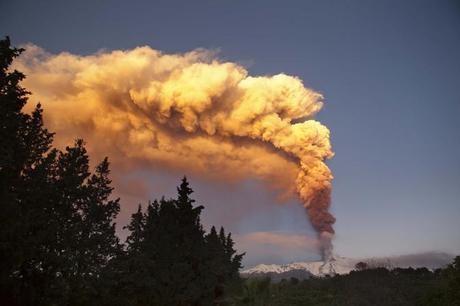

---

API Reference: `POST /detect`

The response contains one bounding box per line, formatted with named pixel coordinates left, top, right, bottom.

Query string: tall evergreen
left=0, top=36, right=55, bottom=304
left=120, top=177, right=244, bottom=306
left=0, top=37, right=121, bottom=305
left=139, top=178, right=211, bottom=306
left=206, top=226, right=244, bottom=303
left=0, top=37, right=27, bottom=291
left=125, top=204, right=145, bottom=254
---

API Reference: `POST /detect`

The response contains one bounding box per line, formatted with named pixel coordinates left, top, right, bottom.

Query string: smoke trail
left=15, top=44, right=335, bottom=259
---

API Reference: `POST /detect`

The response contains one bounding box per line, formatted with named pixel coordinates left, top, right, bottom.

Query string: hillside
left=241, top=252, right=454, bottom=281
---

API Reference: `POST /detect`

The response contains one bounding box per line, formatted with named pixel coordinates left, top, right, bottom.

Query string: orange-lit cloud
left=15, top=44, right=335, bottom=258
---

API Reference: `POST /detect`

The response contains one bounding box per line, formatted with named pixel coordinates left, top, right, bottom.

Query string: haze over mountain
left=241, top=252, right=454, bottom=282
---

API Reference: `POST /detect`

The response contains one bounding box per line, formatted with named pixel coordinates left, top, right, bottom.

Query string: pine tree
left=0, top=37, right=121, bottom=305
left=109, top=204, right=150, bottom=306
left=84, top=157, right=122, bottom=271
left=206, top=226, right=244, bottom=303
left=206, top=226, right=226, bottom=301
left=0, top=36, right=55, bottom=304
left=120, top=177, right=245, bottom=306
left=14, top=140, right=122, bottom=305
left=71, top=155, right=122, bottom=304
left=0, top=37, right=29, bottom=294
left=125, top=204, right=145, bottom=253
left=222, top=229, right=244, bottom=281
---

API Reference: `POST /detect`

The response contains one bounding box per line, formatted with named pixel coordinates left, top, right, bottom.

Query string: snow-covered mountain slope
left=241, top=252, right=454, bottom=281
left=242, top=256, right=358, bottom=278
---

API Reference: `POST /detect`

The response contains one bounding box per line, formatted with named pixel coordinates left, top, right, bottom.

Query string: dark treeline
left=0, top=37, right=243, bottom=306
left=238, top=258, right=460, bottom=306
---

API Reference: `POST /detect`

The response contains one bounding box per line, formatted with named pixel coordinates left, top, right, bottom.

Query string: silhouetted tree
left=125, top=204, right=145, bottom=253
left=137, top=178, right=212, bottom=305
left=0, top=36, right=55, bottom=304
left=422, top=256, right=460, bottom=305
left=119, top=177, right=244, bottom=306
left=205, top=226, right=244, bottom=303
left=0, top=37, right=121, bottom=305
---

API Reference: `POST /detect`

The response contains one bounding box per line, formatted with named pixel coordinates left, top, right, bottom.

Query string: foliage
left=111, top=177, right=244, bottom=306
left=0, top=37, right=122, bottom=305
left=421, top=256, right=460, bottom=306
left=234, top=263, right=460, bottom=306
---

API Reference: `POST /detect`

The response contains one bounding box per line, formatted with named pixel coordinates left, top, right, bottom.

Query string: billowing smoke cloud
left=15, top=45, right=335, bottom=259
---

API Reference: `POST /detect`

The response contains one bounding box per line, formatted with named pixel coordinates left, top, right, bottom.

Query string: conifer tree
left=125, top=204, right=145, bottom=253
left=206, top=226, right=244, bottom=303
left=0, top=36, right=55, bottom=304
left=0, top=37, right=121, bottom=305
left=206, top=226, right=226, bottom=300
left=120, top=177, right=244, bottom=306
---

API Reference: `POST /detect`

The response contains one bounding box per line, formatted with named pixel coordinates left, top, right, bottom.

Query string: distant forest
left=1, top=37, right=459, bottom=306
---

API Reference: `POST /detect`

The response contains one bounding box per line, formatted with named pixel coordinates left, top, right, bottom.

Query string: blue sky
left=2, top=0, right=459, bottom=266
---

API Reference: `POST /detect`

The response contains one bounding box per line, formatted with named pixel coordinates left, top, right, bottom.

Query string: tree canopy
left=114, top=177, right=244, bottom=306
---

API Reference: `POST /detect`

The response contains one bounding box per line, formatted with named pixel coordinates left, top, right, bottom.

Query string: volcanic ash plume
left=15, top=45, right=335, bottom=259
